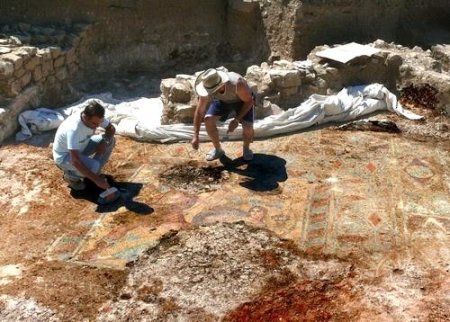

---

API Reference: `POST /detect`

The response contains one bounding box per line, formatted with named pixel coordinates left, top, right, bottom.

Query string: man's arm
left=235, top=79, right=253, bottom=120
left=104, top=123, right=115, bottom=137
left=191, top=96, right=209, bottom=149
left=228, top=79, right=253, bottom=133
left=69, top=150, right=110, bottom=189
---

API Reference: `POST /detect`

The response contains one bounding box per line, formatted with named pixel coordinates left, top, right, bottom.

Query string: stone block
left=20, top=72, right=32, bottom=88
left=25, top=56, right=39, bottom=71
left=269, top=69, right=301, bottom=88
left=33, top=65, right=43, bottom=82
left=174, top=104, right=195, bottom=123
left=41, top=60, right=53, bottom=77
left=55, top=67, right=68, bottom=81
left=0, top=47, right=12, bottom=54
left=10, top=79, right=22, bottom=96
left=14, top=67, right=26, bottom=78
left=386, top=54, right=403, bottom=68
left=65, top=48, right=77, bottom=64
left=9, top=36, right=22, bottom=45
left=2, top=53, right=23, bottom=68
left=0, top=61, right=14, bottom=78
left=273, top=60, right=295, bottom=69
left=325, top=67, right=339, bottom=78
left=49, top=46, right=62, bottom=59
left=169, top=82, right=191, bottom=103
left=175, top=74, right=194, bottom=81
left=280, top=86, right=299, bottom=97
left=14, top=46, right=37, bottom=57
left=260, top=73, right=273, bottom=91
left=0, top=81, right=9, bottom=96
left=245, top=65, right=265, bottom=84
left=54, top=56, right=65, bottom=68
left=304, top=72, right=316, bottom=84
left=160, top=78, right=176, bottom=98
left=36, top=48, right=52, bottom=60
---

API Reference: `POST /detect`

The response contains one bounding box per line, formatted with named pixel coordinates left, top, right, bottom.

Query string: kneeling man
left=53, top=101, right=115, bottom=191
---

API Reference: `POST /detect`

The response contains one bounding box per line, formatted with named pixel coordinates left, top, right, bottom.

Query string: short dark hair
left=83, top=101, right=105, bottom=118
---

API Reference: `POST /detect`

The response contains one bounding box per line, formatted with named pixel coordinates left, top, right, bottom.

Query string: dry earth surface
left=0, top=101, right=448, bottom=321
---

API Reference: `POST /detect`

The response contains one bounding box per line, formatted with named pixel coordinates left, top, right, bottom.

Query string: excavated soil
left=0, top=101, right=449, bottom=321
left=159, top=161, right=229, bottom=193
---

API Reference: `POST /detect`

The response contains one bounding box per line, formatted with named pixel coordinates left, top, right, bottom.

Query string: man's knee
left=204, top=116, right=217, bottom=128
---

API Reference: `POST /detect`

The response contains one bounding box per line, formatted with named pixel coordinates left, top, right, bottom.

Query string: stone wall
left=160, top=40, right=450, bottom=125
left=0, top=23, right=89, bottom=100
left=2, top=0, right=450, bottom=78
left=0, top=23, right=92, bottom=142
left=1, top=0, right=450, bottom=141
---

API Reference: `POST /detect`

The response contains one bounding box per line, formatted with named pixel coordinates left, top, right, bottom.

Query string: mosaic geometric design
left=46, top=131, right=450, bottom=273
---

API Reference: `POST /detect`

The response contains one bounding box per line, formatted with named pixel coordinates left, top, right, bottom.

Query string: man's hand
left=94, top=175, right=110, bottom=190
left=228, top=118, right=239, bottom=133
left=191, top=135, right=200, bottom=150
left=105, top=123, right=115, bottom=137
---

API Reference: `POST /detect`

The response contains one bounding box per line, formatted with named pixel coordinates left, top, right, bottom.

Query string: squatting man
left=52, top=101, right=115, bottom=191
left=191, top=68, right=255, bottom=161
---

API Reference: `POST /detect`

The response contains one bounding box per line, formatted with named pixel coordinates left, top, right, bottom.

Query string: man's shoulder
left=61, top=112, right=83, bottom=131
left=228, top=71, right=244, bottom=79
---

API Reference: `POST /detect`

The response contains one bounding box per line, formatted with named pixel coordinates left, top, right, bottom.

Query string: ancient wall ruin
left=1, top=0, right=450, bottom=141
left=161, top=40, right=450, bottom=125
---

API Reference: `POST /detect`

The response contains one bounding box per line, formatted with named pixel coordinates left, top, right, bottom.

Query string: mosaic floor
left=46, top=130, right=450, bottom=275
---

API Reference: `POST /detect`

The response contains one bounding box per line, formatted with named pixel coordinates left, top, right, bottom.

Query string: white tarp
left=16, top=108, right=65, bottom=141
left=315, top=42, right=380, bottom=64
left=16, top=83, right=423, bottom=143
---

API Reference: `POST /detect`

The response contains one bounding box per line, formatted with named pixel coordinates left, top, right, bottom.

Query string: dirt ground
left=0, top=101, right=448, bottom=321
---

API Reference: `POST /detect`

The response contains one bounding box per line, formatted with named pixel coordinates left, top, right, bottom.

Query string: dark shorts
left=205, top=99, right=254, bottom=123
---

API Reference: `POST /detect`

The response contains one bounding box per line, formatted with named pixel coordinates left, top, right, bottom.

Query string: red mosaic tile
left=366, top=162, right=377, bottom=173
left=310, top=213, right=326, bottom=223
left=368, top=213, right=381, bottom=226
left=307, top=228, right=325, bottom=240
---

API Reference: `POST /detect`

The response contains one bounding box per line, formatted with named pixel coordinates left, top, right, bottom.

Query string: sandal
left=206, top=148, right=225, bottom=161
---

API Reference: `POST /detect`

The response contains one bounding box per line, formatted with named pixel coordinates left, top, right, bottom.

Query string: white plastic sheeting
left=315, top=42, right=380, bottom=64
left=16, top=108, right=65, bottom=141
left=16, top=84, right=423, bottom=143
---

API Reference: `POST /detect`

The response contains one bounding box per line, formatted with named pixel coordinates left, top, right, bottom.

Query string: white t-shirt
left=52, top=112, right=109, bottom=164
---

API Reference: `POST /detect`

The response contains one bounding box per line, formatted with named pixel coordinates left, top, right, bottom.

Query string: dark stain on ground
left=223, top=276, right=365, bottom=322
left=159, top=161, right=227, bottom=193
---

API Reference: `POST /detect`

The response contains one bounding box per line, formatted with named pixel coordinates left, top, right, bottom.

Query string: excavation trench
left=0, top=1, right=449, bottom=321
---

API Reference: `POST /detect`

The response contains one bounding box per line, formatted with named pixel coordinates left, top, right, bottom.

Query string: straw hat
left=194, top=68, right=229, bottom=96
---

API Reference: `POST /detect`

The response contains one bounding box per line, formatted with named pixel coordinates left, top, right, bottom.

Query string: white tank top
left=212, top=72, right=243, bottom=103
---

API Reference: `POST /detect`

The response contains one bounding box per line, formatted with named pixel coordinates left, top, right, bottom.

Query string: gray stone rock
left=0, top=47, right=12, bottom=54
left=33, top=65, right=43, bottom=82
left=0, top=61, right=14, bottom=78
left=2, top=53, right=23, bottom=68
left=169, top=82, right=191, bottom=103
left=53, top=56, right=65, bottom=68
